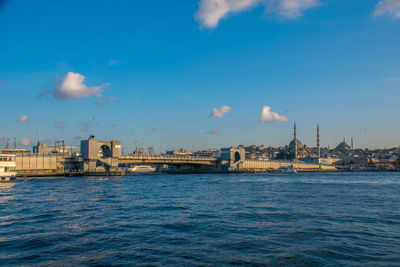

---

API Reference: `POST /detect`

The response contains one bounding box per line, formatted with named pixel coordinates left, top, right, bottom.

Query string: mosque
left=277, top=123, right=353, bottom=161
left=334, top=138, right=352, bottom=153
left=277, top=123, right=316, bottom=160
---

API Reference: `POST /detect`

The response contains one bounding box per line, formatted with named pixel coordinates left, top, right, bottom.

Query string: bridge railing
left=119, top=155, right=217, bottom=161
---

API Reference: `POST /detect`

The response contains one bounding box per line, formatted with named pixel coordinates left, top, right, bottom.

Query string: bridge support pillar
left=219, top=148, right=245, bottom=172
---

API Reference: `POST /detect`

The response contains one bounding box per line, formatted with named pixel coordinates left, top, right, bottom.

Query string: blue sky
left=0, top=0, right=399, bottom=152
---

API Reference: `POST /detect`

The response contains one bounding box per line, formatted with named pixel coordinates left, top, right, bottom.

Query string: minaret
left=294, top=122, right=297, bottom=160
left=351, top=137, right=354, bottom=150
left=317, top=124, right=320, bottom=160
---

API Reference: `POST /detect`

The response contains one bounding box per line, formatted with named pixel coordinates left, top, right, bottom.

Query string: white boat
left=0, top=154, right=17, bottom=182
left=127, top=165, right=156, bottom=173
left=269, top=165, right=297, bottom=173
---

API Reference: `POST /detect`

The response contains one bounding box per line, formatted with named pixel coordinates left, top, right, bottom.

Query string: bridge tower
left=219, top=147, right=245, bottom=172
left=80, top=135, right=121, bottom=173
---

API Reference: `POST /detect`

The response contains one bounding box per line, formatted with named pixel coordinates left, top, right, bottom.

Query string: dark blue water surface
left=1, top=172, right=400, bottom=266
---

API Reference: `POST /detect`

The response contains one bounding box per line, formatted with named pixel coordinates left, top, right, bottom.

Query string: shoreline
left=13, top=168, right=400, bottom=178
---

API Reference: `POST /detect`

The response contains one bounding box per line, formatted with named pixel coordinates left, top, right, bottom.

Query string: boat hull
left=127, top=166, right=156, bottom=173
left=0, top=175, right=16, bottom=183
left=269, top=166, right=297, bottom=173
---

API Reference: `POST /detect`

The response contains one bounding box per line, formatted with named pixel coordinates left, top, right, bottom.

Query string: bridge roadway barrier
left=118, top=155, right=218, bottom=166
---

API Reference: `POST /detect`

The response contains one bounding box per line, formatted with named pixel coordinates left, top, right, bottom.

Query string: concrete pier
left=242, top=159, right=337, bottom=172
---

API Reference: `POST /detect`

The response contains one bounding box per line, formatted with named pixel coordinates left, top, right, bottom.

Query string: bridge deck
left=118, top=155, right=217, bottom=166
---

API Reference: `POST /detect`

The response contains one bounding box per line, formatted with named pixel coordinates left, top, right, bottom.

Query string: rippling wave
left=0, top=172, right=399, bottom=265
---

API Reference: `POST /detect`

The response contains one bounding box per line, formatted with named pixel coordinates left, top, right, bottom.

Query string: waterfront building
left=33, top=142, right=80, bottom=155
left=166, top=149, right=193, bottom=156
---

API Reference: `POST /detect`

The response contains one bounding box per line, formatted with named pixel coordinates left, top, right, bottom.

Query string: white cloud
left=258, top=106, right=289, bottom=123
left=108, top=59, right=119, bottom=66
left=37, top=89, right=52, bottom=99
left=374, top=0, right=400, bottom=18
left=54, top=118, right=66, bottom=132
left=135, top=139, right=145, bottom=146
left=80, top=121, right=97, bottom=132
left=268, top=0, right=319, bottom=18
left=195, top=0, right=319, bottom=28
left=195, top=0, right=259, bottom=28
left=55, top=72, right=109, bottom=99
left=17, top=115, right=28, bottom=123
left=206, top=127, right=220, bottom=134
left=210, top=105, right=232, bottom=118
left=95, top=96, right=117, bottom=105
left=152, top=125, right=168, bottom=131
left=20, top=137, right=31, bottom=146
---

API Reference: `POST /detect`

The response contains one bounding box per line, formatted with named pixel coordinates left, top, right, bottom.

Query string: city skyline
left=1, top=0, right=400, bottom=152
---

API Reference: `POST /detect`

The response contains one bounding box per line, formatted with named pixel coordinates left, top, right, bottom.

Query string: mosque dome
left=335, top=138, right=350, bottom=151
left=288, top=138, right=304, bottom=149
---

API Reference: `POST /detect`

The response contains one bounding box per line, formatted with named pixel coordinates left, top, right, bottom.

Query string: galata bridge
left=13, top=136, right=336, bottom=177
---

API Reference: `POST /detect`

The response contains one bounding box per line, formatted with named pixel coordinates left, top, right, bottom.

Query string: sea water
left=1, top=172, right=399, bottom=265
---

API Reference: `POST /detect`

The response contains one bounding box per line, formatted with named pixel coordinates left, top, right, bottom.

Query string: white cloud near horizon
left=96, top=97, right=118, bottom=105
left=17, top=115, right=28, bottom=123
left=206, top=127, right=220, bottom=134
left=374, top=0, right=400, bottom=18
left=210, top=105, right=232, bottom=118
left=54, top=118, right=66, bottom=132
left=20, top=137, right=31, bottom=146
left=73, top=135, right=86, bottom=141
left=152, top=125, right=168, bottom=131
left=80, top=120, right=98, bottom=133
left=55, top=72, right=109, bottom=99
left=258, top=106, right=289, bottom=123
left=269, top=0, right=319, bottom=18
left=135, top=139, right=145, bottom=146
left=195, top=0, right=319, bottom=28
